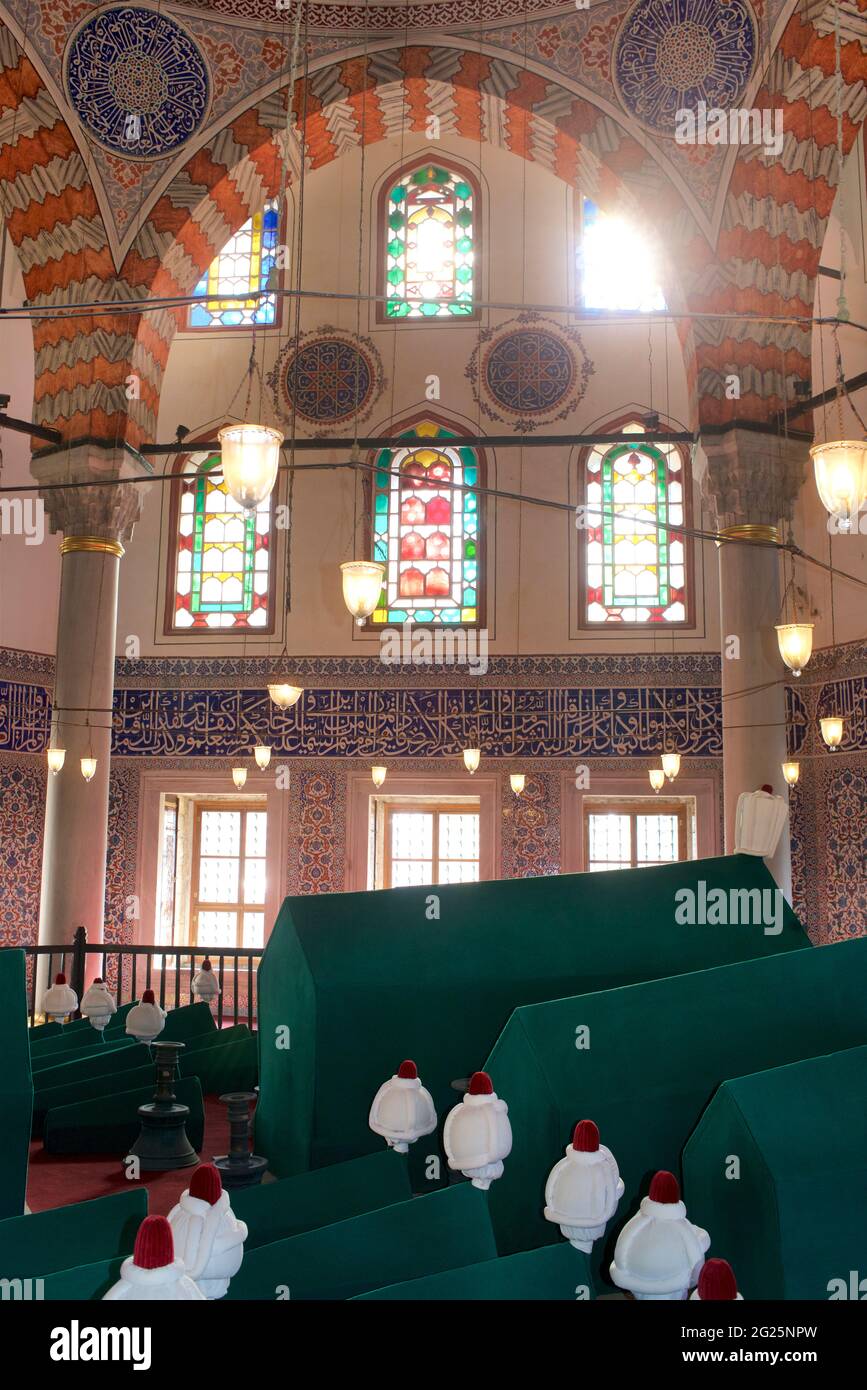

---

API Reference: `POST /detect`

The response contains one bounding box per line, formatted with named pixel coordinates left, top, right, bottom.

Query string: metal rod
left=0, top=412, right=62, bottom=445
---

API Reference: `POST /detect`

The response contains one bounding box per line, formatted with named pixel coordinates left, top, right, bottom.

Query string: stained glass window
left=369, top=419, right=481, bottom=625
left=384, top=164, right=475, bottom=319
left=188, top=199, right=280, bottom=328
left=584, top=427, right=687, bottom=624
left=169, top=451, right=272, bottom=631
left=580, top=198, right=665, bottom=312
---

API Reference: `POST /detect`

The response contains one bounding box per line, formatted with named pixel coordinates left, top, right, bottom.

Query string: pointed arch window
left=381, top=162, right=477, bottom=320
left=583, top=426, right=690, bottom=625
left=368, top=419, right=484, bottom=625
left=188, top=200, right=281, bottom=329
left=165, top=451, right=275, bottom=633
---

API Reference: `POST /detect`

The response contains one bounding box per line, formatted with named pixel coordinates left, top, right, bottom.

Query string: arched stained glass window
left=383, top=163, right=476, bottom=319
left=584, top=427, right=688, bottom=624
left=188, top=199, right=281, bottom=329
left=369, top=420, right=482, bottom=625
left=580, top=198, right=665, bottom=313
left=167, top=452, right=274, bottom=632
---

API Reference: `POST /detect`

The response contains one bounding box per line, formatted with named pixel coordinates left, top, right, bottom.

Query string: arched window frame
left=186, top=197, right=284, bottom=332
left=163, top=442, right=278, bottom=636
left=577, top=420, right=693, bottom=628
left=376, top=157, right=481, bottom=324
left=363, top=413, right=487, bottom=629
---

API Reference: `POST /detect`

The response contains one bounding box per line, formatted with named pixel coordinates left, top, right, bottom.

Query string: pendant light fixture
left=781, top=761, right=800, bottom=786
left=371, top=765, right=387, bottom=789
left=649, top=768, right=666, bottom=793
left=47, top=746, right=66, bottom=775
left=218, top=424, right=283, bottom=510
left=509, top=773, right=525, bottom=796
left=661, top=752, right=680, bottom=781
left=254, top=744, right=272, bottom=770
left=775, top=623, right=813, bottom=677
left=810, top=439, right=867, bottom=531
left=463, top=747, right=481, bottom=775
left=80, top=756, right=97, bottom=782
left=232, top=766, right=248, bottom=789
left=267, top=681, right=303, bottom=710
left=820, top=716, right=844, bottom=750
left=341, top=561, right=385, bottom=624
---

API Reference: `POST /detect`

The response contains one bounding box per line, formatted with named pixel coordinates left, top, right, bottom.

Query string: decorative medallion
left=65, top=7, right=211, bottom=160
left=466, top=314, right=594, bottom=432
left=268, top=328, right=384, bottom=432
left=613, top=0, right=757, bottom=138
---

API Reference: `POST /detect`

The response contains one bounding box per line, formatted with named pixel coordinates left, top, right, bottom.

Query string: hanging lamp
left=775, top=623, right=813, bottom=677
left=232, top=766, right=248, bottom=789
left=463, top=748, right=481, bottom=775
left=509, top=773, right=525, bottom=796
left=341, top=561, right=385, bottom=624
left=649, top=768, right=665, bottom=793
left=781, top=761, right=800, bottom=786
left=661, top=752, right=680, bottom=781
left=820, top=716, right=844, bottom=750
left=80, top=756, right=97, bottom=782
left=47, top=746, right=66, bottom=775
left=268, top=681, right=303, bottom=710
left=810, top=440, right=867, bottom=531
left=254, top=745, right=272, bottom=770
left=371, top=765, right=387, bottom=789
left=218, top=424, right=283, bottom=510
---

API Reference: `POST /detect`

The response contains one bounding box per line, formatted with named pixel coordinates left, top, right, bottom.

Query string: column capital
left=31, top=443, right=150, bottom=544
left=700, top=428, right=809, bottom=533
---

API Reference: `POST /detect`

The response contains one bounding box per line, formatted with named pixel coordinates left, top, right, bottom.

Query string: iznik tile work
left=0, top=758, right=46, bottom=947
left=64, top=6, right=211, bottom=159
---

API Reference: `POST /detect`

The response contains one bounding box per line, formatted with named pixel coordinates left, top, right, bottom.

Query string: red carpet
left=26, top=1096, right=230, bottom=1217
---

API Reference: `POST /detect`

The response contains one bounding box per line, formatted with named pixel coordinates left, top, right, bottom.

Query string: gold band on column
left=60, top=536, right=125, bottom=559
left=717, top=523, right=779, bottom=545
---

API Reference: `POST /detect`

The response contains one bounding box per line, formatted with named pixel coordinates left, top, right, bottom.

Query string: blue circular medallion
left=65, top=7, right=210, bottom=160
left=284, top=338, right=375, bottom=424
left=614, top=0, right=756, bottom=137
left=483, top=329, right=575, bottom=416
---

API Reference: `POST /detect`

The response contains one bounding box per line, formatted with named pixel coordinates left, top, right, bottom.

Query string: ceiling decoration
left=64, top=6, right=211, bottom=159
left=613, top=0, right=757, bottom=137
left=268, top=329, right=385, bottom=431
left=466, top=314, right=594, bottom=432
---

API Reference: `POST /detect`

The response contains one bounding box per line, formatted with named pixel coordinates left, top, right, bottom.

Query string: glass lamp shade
left=775, top=623, right=813, bottom=677
left=371, top=765, right=387, bottom=789
left=463, top=748, right=481, bottom=775
left=509, top=773, right=526, bottom=796
left=268, top=682, right=303, bottom=710
left=341, top=561, right=385, bottom=622
left=232, top=767, right=248, bottom=789
left=80, top=757, right=97, bottom=782
left=661, top=752, right=681, bottom=781
left=217, top=424, right=283, bottom=510
left=781, top=761, right=800, bottom=786
left=820, top=716, right=844, bottom=749
left=810, top=439, right=867, bottom=529
left=47, top=747, right=66, bottom=775
left=649, top=768, right=666, bottom=792
left=254, top=745, right=272, bottom=770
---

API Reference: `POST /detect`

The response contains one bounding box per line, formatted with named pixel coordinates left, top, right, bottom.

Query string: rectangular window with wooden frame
left=382, top=801, right=480, bottom=888
left=191, top=801, right=267, bottom=947
left=583, top=798, right=689, bottom=871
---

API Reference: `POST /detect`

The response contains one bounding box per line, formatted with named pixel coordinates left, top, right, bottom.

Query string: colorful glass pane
left=189, top=200, right=280, bottom=329
left=171, top=453, right=271, bottom=630
left=385, top=166, right=474, bottom=319
left=370, top=421, right=481, bottom=625
left=580, top=198, right=665, bottom=313
left=585, top=431, right=685, bottom=625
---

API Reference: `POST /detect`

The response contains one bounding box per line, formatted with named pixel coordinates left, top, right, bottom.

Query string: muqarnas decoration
left=268, top=328, right=384, bottom=433
left=613, top=0, right=757, bottom=138
left=65, top=6, right=211, bottom=160
left=466, top=313, right=594, bottom=432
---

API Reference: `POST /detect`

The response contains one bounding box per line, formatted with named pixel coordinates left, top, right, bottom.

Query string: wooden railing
left=9, top=928, right=261, bottom=1030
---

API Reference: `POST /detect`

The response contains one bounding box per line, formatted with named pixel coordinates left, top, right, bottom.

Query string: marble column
left=32, top=446, right=144, bottom=973
left=701, top=430, right=808, bottom=900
